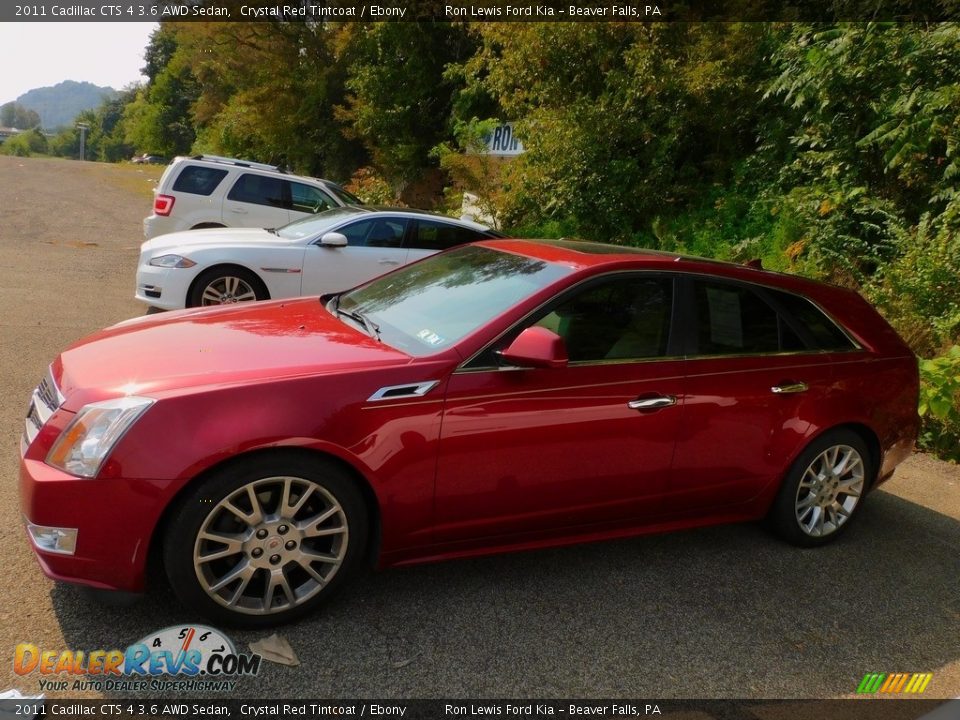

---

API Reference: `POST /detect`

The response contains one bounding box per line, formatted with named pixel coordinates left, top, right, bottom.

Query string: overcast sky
left=0, top=23, right=158, bottom=104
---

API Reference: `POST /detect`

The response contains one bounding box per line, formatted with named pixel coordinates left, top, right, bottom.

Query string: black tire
left=163, top=453, right=368, bottom=628
left=188, top=266, right=268, bottom=308
left=769, top=429, right=873, bottom=548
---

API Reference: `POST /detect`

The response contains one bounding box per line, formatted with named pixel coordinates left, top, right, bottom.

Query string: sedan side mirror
left=498, top=326, right=568, bottom=369
left=319, top=232, right=348, bottom=247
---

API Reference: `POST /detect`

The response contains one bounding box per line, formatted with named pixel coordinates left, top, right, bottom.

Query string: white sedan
left=135, top=207, right=501, bottom=310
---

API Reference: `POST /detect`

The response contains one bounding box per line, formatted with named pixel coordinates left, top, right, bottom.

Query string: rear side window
left=226, top=173, right=286, bottom=208
left=171, top=166, right=228, bottom=196
left=408, top=220, right=490, bottom=251
left=693, top=281, right=804, bottom=355
left=769, top=289, right=856, bottom=351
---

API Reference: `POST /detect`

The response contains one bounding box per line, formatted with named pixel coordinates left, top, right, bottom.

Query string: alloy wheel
left=200, top=275, right=258, bottom=305
left=193, top=476, right=348, bottom=615
left=794, top=444, right=864, bottom=538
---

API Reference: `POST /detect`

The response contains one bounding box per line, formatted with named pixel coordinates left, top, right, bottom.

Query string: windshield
left=336, top=245, right=573, bottom=356
left=326, top=183, right=363, bottom=205
left=276, top=206, right=367, bottom=240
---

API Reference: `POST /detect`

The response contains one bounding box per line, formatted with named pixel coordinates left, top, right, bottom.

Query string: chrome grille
left=36, top=373, right=62, bottom=413
left=22, top=367, right=64, bottom=452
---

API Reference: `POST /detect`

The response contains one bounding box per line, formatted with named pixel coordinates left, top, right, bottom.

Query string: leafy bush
left=0, top=129, right=48, bottom=157
left=918, top=347, right=960, bottom=462
left=867, top=206, right=960, bottom=355
left=344, top=167, right=396, bottom=205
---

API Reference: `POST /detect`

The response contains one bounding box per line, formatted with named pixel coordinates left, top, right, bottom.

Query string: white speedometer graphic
left=134, top=624, right=236, bottom=674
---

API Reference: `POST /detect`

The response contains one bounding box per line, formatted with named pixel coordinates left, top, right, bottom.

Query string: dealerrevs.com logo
left=13, top=625, right=261, bottom=693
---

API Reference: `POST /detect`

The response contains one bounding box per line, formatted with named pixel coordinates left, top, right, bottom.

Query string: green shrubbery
left=918, top=348, right=960, bottom=461
left=0, top=129, right=48, bottom=157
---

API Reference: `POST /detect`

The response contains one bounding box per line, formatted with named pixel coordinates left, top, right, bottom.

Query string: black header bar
left=0, top=699, right=954, bottom=720
left=4, top=0, right=958, bottom=22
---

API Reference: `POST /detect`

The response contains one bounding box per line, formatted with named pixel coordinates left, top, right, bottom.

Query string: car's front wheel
left=163, top=454, right=368, bottom=627
left=188, top=266, right=268, bottom=307
left=769, top=429, right=871, bottom=547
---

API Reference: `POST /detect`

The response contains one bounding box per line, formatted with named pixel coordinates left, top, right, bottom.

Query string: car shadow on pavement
left=51, top=488, right=960, bottom=699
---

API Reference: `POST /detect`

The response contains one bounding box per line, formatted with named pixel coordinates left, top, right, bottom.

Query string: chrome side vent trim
left=367, top=380, right=440, bottom=402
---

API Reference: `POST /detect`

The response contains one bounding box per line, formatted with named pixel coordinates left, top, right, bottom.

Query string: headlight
left=47, top=397, right=154, bottom=478
left=149, top=254, right=196, bottom=268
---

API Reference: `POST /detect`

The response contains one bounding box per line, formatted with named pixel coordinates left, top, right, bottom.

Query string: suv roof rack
left=189, top=154, right=287, bottom=174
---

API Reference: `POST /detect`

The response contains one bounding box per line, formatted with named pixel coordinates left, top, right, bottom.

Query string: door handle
left=378, top=259, right=401, bottom=265
left=229, top=207, right=248, bottom=214
left=771, top=381, right=808, bottom=394
left=628, top=395, right=676, bottom=411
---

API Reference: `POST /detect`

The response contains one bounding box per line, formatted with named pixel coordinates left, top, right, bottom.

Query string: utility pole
left=76, top=123, right=89, bottom=161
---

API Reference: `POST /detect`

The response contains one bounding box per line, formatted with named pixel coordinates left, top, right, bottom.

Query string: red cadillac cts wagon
left=20, top=240, right=918, bottom=626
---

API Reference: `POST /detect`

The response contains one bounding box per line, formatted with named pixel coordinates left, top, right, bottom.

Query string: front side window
left=361, top=218, right=408, bottom=247
left=693, top=280, right=803, bottom=355
left=171, top=166, right=228, bottom=196
left=226, top=173, right=286, bottom=208
left=332, top=218, right=408, bottom=247
left=290, top=182, right=335, bottom=214
left=534, top=276, right=673, bottom=362
left=337, top=245, right=573, bottom=356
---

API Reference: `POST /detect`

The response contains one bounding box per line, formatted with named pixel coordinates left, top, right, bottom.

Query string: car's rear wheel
left=163, top=454, right=368, bottom=627
left=189, top=267, right=267, bottom=307
left=769, top=429, right=871, bottom=547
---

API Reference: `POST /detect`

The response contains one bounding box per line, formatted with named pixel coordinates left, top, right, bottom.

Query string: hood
left=53, top=299, right=411, bottom=409
left=142, top=227, right=296, bottom=253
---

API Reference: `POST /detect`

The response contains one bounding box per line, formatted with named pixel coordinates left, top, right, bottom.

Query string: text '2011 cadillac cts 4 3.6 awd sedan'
left=21, top=240, right=918, bottom=627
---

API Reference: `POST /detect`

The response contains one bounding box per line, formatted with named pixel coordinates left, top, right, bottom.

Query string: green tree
left=334, top=22, right=477, bottom=188
left=123, top=24, right=198, bottom=157
left=449, top=23, right=782, bottom=240
left=0, top=102, right=41, bottom=129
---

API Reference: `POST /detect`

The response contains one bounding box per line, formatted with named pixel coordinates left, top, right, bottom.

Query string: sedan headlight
left=149, top=254, right=196, bottom=268
left=47, top=397, right=154, bottom=478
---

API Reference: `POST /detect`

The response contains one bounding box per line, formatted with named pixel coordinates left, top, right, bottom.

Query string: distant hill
left=16, top=80, right=118, bottom=130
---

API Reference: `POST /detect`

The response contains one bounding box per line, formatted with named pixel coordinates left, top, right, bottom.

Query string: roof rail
left=190, top=154, right=286, bottom=173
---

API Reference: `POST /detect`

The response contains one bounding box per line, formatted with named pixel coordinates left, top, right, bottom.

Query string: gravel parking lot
left=1, top=156, right=959, bottom=703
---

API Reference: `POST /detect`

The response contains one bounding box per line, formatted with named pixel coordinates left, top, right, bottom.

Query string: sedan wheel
left=188, top=267, right=267, bottom=308
left=770, top=429, right=872, bottom=547
left=165, top=455, right=367, bottom=627
left=793, top=444, right=864, bottom=538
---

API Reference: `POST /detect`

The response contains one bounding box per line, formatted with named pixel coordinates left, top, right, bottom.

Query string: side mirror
left=319, top=232, right=348, bottom=247
left=498, top=326, right=568, bottom=369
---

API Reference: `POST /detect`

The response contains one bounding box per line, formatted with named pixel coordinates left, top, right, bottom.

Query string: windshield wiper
left=265, top=227, right=277, bottom=235
left=331, top=296, right=380, bottom=341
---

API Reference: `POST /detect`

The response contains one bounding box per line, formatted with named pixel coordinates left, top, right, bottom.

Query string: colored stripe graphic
left=857, top=673, right=931, bottom=694
left=857, top=673, right=886, bottom=693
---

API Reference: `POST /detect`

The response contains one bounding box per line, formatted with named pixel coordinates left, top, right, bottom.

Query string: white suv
left=143, top=155, right=361, bottom=239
